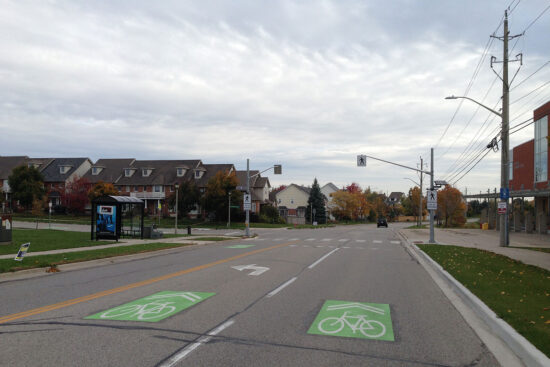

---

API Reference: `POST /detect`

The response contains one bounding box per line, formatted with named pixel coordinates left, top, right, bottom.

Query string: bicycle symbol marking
left=308, top=300, right=394, bottom=341
left=318, top=311, right=386, bottom=338
left=99, top=301, right=177, bottom=320
left=87, top=291, right=215, bottom=322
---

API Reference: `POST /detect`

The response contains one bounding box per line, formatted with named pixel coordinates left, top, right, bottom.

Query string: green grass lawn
left=0, top=229, right=114, bottom=255
left=0, top=242, right=194, bottom=273
left=418, top=244, right=550, bottom=358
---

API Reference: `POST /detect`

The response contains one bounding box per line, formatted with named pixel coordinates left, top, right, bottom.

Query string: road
left=0, top=224, right=499, bottom=366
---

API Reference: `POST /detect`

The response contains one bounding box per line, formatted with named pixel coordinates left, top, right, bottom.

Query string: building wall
left=534, top=101, right=550, bottom=189
left=510, top=139, right=534, bottom=190
left=276, top=185, right=308, bottom=209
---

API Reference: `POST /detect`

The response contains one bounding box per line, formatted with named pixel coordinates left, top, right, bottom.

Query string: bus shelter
left=91, top=196, right=144, bottom=241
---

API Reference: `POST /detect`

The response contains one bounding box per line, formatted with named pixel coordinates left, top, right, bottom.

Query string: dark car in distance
left=377, top=217, right=388, bottom=228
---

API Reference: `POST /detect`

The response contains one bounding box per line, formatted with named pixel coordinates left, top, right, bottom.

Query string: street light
left=174, top=183, right=179, bottom=235
left=244, top=160, right=282, bottom=237
left=446, top=95, right=508, bottom=247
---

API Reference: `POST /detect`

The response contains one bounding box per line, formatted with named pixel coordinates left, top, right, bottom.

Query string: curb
left=398, top=231, right=549, bottom=367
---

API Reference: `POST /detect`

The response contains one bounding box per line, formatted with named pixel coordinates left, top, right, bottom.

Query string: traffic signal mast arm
left=364, top=155, right=431, bottom=176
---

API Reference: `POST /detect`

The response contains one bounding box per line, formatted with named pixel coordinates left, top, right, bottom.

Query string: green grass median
left=0, top=242, right=195, bottom=273
left=0, top=229, right=114, bottom=255
left=418, top=244, right=550, bottom=358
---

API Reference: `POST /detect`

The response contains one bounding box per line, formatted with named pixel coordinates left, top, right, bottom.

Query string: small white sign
left=498, top=201, right=507, bottom=214
left=357, top=155, right=367, bottom=167
left=243, top=194, right=251, bottom=210
left=427, top=190, right=437, bottom=210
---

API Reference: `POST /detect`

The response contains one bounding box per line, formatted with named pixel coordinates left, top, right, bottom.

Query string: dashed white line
left=266, top=277, right=297, bottom=298
left=321, top=238, right=332, bottom=242
left=308, top=248, right=340, bottom=269
left=356, top=240, right=366, bottom=243
left=289, top=238, right=300, bottom=241
left=391, top=241, right=401, bottom=244
left=289, top=244, right=297, bottom=247
left=373, top=240, right=382, bottom=244
left=338, top=239, right=348, bottom=242
left=160, top=319, right=235, bottom=367
left=305, top=238, right=315, bottom=241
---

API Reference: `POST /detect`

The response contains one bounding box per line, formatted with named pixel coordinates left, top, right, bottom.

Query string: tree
left=8, top=165, right=45, bottom=209
left=437, top=185, right=466, bottom=227
left=345, top=183, right=361, bottom=194
left=168, top=180, right=201, bottom=218
left=306, top=178, right=326, bottom=223
left=88, top=181, right=119, bottom=202
left=202, top=171, right=241, bottom=221
left=330, top=191, right=355, bottom=221
left=402, top=186, right=426, bottom=224
left=61, top=176, right=91, bottom=214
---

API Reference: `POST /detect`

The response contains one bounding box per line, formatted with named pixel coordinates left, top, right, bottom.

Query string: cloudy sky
left=1, top=0, right=549, bottom=194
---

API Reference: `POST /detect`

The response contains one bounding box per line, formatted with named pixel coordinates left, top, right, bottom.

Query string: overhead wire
left=524, top=2, right=550, bottom=32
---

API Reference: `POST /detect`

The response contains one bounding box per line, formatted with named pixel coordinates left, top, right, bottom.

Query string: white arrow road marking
left=231, top=264, right=270, bottom=276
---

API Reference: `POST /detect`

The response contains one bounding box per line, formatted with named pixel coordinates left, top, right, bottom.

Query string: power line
left=452, top=147, right=494, bottom=185
left=510, top=118, right=534, bottom=135
left=511, top=60, right=550, bottom=91
left=524, top=3, right=550, bottom=32
left=511, top=80, right=550, bottom=105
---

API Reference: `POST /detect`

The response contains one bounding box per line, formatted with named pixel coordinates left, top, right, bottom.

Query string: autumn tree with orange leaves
left=437, top=185, right=466, bottom=227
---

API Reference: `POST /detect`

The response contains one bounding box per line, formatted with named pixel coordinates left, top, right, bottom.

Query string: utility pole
left=245, top=159, right=250, bottom=237
left=227, top=191, right=231, bottom=228
left=429, top=148, right=435, bottom=243
left=491, top=10, right=522, bottom=246
left=419, top=157, right=423, bottom=227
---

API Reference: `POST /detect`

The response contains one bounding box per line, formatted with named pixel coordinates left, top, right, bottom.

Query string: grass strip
left=0, top=229, right=114, bottom=255
left=418, top=244, right=550, bottom=358
left=0, top=242, right=193, bottom=273
left=191, top=237, right=232, bottom=242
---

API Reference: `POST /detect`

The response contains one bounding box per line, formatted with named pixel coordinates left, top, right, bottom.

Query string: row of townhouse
left=0, top=156, right=273, bottom=216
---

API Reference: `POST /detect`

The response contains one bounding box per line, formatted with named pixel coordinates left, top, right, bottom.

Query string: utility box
left=0, top=215, right=13, bottom=245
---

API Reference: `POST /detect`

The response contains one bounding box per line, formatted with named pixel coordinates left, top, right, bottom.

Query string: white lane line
left=160, top=319, right=235, bottom=367
left=273, top=238, right=283, bottom=241
left=305, top=238, right=315, bottom=241
left=356, top=240, right=366, bottom=243
left=289, top=244, right=297, bottom=247
left=391, top=241, right=401, bottom=244
left=225, top=232, right=241, bottom=236
left=303, top=245, right=311, bottom=247
left=256, top=238, right=265, bottom=241
left=308, top=248, right=340, bottom=269
left=289, top=238, right=300, bottom=241
left=373, top=240, right=382, bottom=244
left=315, top=245, right=325, bottom=248
left=321, top=238, right=332, bottom=242
left=266, top=277, right=297, bottom=298
left=338, top=239, right=348, bottom=242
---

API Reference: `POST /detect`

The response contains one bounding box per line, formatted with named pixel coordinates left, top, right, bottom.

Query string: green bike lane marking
left=86, top=291, right=215, bottom=323
left=308, top=300, right=394, bottom=341
left=226, top=244, right=255, bottom=249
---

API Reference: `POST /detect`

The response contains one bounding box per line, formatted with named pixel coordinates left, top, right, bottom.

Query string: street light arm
left=250, top=166, right=276, bottom=179
left=365, top=155, right=431, bottom=175
left=445, top=95, right=502, bottom=117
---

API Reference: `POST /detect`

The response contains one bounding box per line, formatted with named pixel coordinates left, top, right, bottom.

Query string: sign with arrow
left=231, top=264, right=269, bottom=276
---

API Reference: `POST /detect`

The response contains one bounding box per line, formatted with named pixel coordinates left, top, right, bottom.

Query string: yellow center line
left=0, top=240, right=296, bottom=324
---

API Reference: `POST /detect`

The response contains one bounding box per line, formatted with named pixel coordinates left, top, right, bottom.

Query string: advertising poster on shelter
left=97, top=205, right=116, bottom=234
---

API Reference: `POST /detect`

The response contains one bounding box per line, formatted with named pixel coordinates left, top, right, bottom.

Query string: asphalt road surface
left=0, top=225, right=499, bottom=366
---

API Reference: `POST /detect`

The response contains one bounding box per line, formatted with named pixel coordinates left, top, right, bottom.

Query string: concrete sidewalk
left=399, top=227, right=550, bottom=272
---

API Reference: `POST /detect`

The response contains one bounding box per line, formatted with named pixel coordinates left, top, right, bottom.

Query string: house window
left=170, top=186, right=174, bottom=192
left=59, top=166, right=70, bottom=174
left=134, top=186, right=138, bottom=192
left=177, top=168, right=185, bottom=177
left=154, top=185, right=163, bottom=193
left=195, top=170, right=201, bottom=178
left=142, top=169, right=152, bottom=177
left=126, top=186, right=130, bottom=192
left=91, top=167, right=101, bottom=175
left=124, top=169, right=133, bottom=177
left=291, top=198, right=294, bottom=204
left=535, top=116, right=548, bottom=182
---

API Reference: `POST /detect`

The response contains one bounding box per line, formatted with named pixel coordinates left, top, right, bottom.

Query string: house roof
left=116, top=160, right=202, bottom=186
left=194, top=164, right=235, bottom=187
left=388, top=192, right=404, bottom=201
left=83, top=158, right=136, bottom=184
left=0, top=156, right=28, bottom=179
left=39, top=158, right=90, bottom=183
left=321, top=182, right=339, bottom=192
